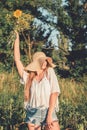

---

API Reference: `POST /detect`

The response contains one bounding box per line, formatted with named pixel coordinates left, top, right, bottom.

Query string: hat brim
left=24, top=57, right=56, bottom=72
left=24, top=60, right=41, bottom=72
left=38, top=56, right=56, bottom=68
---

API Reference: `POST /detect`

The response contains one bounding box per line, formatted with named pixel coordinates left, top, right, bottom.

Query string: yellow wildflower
left=13, top=10, right=22, bottom=18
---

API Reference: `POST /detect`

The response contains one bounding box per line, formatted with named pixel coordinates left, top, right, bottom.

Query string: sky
left=33, top=0, right=87, bottom=50
left=33, top=0, right=69, bottom=50
left=33, top=7, right=59, bottom=49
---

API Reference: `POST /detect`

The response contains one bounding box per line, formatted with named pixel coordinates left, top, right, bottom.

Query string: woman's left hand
left=46, top=114, right=54, bottom=129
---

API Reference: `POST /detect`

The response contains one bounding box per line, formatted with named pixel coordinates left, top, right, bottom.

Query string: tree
left=63, top=0, right=87, bottom=78
left=34, top=0, right=87, bottom=78
left=0, top=0, right=87, bottom=78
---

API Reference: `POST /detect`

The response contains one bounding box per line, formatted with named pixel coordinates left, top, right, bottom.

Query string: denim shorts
left=25, top=106, right=58, bottom=126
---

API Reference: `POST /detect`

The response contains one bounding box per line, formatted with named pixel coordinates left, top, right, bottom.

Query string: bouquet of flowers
left=7, top=9, right=34, bottom=47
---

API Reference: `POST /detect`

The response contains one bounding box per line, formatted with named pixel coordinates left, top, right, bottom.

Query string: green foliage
left=0, top=72, right=25, bottom=129
left=0, top=0, right=87, bottom=78
left=58, top=100, right=87, bottom=130
left=69, top=60, right=85, bottom=79
left=0, top=1, right=34, bottom=72
left=58, top=76, right=87, bottom=129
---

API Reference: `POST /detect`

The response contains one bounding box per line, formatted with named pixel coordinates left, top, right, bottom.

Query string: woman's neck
left=35, top=69, right=46, bottom=82
left=37, top=69, right=44, bottom=76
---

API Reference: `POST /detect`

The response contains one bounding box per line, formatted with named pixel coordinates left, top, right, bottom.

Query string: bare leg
left=27, top=123, right=41, bottom=130
left=35, top=125, right=41, bottom=130
left=45, top=121, right=60, bottom=130
left=27, top=123, right=34, bottom=130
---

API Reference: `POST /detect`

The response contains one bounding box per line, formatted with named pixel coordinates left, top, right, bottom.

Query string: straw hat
left=24, top=52, right=56, bottom=72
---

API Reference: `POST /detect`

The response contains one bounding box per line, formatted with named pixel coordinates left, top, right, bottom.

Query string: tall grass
left=0, top=72, right=21, bottom=105
left=59, top=78, right=87, bottom=105
left=0, top=72, right=18, bottom=93
left=0, top=72, right=25, bottom=130
left=0, top=72, right=87, bottom=130
left=58, top=77, right=87, bottom=130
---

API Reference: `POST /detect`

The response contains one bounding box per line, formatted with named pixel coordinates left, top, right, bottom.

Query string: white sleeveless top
left=20, top=67, right=60, bottom=111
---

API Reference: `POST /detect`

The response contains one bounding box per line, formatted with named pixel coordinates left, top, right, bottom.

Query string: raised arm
left=14, top=31, right=24, bottom=77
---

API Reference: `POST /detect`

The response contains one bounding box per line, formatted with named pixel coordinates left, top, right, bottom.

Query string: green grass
left=0, top=72, right=87, bottom=130
left=59, top=77, right=87, bottom=105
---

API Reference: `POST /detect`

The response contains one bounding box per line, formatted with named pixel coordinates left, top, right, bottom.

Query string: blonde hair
left=24, top=72, right=36, bottom=101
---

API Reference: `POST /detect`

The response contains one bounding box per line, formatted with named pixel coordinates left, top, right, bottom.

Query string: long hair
left=24, top=71, right=36, bottom=101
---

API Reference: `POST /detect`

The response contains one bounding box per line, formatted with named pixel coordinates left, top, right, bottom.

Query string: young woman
left=14, top=32, right=60, bottom=130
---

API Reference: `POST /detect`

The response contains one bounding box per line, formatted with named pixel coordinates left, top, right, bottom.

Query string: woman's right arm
left=14, top=31, right=24, bottom=78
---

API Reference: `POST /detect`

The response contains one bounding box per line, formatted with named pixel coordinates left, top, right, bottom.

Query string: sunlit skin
left=36, top=61, right=47, bottom=75
left=42, top=60, right=47, bottom=69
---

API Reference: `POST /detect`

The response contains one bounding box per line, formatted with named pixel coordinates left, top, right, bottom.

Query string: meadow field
left=0, top=71, right=87, bottom=130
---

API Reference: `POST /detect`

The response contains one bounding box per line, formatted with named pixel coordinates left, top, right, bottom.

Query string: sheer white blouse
left=21, top=67, right=60, bottom=111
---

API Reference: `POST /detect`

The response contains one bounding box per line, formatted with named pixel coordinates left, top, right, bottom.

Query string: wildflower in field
left=13, top=9, right=22, bottom=18
left=13, top=9, right=34, bottom=31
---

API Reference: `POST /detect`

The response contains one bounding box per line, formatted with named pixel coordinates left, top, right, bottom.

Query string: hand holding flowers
left=7, top=9, right=34, bottom=46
